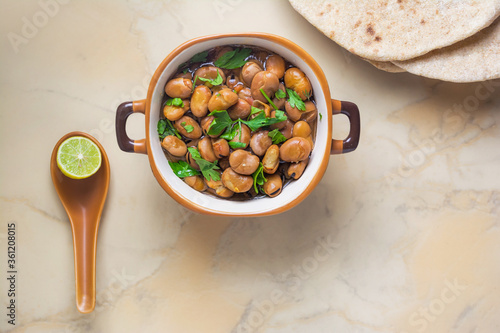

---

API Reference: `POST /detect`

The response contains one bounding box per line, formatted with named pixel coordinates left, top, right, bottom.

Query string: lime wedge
left=56, top=136, right=102, bottom=179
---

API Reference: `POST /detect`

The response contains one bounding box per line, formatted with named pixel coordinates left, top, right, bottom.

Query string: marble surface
left=1, top=1, right=500, bottom=332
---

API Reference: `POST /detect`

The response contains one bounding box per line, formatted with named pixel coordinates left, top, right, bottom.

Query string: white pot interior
left=149, top=36, right=329, bottom=215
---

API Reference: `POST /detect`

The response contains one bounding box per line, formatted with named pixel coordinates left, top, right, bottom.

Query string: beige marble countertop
left=1, top=1, right=500, bottom=332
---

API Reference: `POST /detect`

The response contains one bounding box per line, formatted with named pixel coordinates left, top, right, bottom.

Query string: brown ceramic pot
left=116, top=33, right=360, bottom=216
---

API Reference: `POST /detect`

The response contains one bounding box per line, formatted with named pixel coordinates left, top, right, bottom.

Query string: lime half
left=56, top=136, right=102, bottom=179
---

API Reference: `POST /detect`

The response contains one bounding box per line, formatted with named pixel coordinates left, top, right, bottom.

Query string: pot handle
left=330, top=99, right=360, bottom=154
left=115, top=100, right=147, bottom=154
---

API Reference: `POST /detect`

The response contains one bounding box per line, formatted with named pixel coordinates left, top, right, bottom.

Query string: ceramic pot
left=116, top=33, right=360, bottom=216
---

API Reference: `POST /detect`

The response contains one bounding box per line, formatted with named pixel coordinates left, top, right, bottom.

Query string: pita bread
left=394, top=18, right=500, bottom=82
left=289, top=0, right=500, bottom=61
left=366, top=60, right=405, bottom=73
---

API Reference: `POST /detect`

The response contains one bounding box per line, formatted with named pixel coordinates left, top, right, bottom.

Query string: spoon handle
left=70, top=215, right=99, bottom=313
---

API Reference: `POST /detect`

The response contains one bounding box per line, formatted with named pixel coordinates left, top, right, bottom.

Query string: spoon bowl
left=50, top=131, right=110, bottom=313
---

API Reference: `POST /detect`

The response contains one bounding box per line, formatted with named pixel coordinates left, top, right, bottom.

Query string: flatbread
left=366, top=59, right=405, bottom=73
left=289, top=0, right=500, bottom=61
left=394, top=18, right=500, bottom=82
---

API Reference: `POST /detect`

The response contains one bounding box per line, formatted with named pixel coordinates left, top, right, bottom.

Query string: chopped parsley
left=208, top=110, right=233, bottom=136
left=268, top=129, right=287, bottom=145
left=168, top=160, right=200, bottom=178
left=197, top=70, right=223, bottom=86
left=319, top=113, right=323, bottom=121
left=158, top=119, right=181, bottom=140
left=275, top=89, right=286, bottom=100
left=181, top=121, right=194, bottom=133
left=286, top=88, right=306, bottom=111
left=214, top=48, right=252, bottom=69
left=190, top=50, right=208, bottom=63
left=187, top=147, right=220, bottom=181
left=251, top=163, right=267, bottom=193
left=165, top=98, right=184, bottom=107
left=241, top=110, right=287, bottom=132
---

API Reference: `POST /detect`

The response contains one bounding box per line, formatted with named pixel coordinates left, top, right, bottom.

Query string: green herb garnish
left=190, top=50, right=208, bottom=63
left=181, top=121, right=194, bottom=133
left=168, top=160, right=200, bottom=178
left=275, top=89, right=286, bottom=100
left=187, top=147, right=220, bottom=181
left=228, top=141, right=247, bottom=149
left=197, top=70, right=223, bottom=86
left=286, top=88, right=306, bottom=111
left=249, top=106, right=264, bottom=118
left=251, top=163, right=267, bottom=193
left=241, top=110, right=287, bottom=132
left=268, top=129, right=287, bottom=145
left=208, top=110, right=233, bottom=136
left=192, top=75, right=198, bottom=92
left=303, top=90, right=311, bottom=100
left=260, top=88, right=278, bottom=110
left=214, top=48, right=252, bottom=69
left=158, top=119, right=181, bottom=140
left=165, top=98, right=184, bottom=107
left=319, top=113, right=323, bottom=121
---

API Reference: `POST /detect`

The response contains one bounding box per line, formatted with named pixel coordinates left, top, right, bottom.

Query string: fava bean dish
left=157, top=45, right=317, bottom=200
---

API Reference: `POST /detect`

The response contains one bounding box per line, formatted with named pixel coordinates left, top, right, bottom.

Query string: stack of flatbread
left=289, top=0, right=500, bottom=82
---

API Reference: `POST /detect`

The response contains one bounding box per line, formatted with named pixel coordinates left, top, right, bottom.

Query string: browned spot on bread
left=329, top=31, right=335, bottom=38
left=421, top=19, right=426, bottom=24
left=354, top=20, right=362, bottom=28
left=366, top=25, right=375, bottom=36
left=397, top=0, right=403, bottom=3
left=319, top=11, right=324, bottom=16
left=375, top=36, right=382, bottom=42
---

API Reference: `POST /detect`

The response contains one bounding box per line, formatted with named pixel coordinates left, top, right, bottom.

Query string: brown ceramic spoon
left=50, top=132, right=110, bottom=313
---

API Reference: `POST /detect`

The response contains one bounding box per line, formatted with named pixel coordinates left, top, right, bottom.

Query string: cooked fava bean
left=252, top=100, right=271, bottom=117
left=226, top=73, right=243, bottom=90
left=174, top=116, right=202, bottom=139
left=191, top=85, right=212, bottom=117
left=253, top=50, right=268, bottom=65
left=229, top=150, right=260, bottom=175
left=222, top=168, right=253, bottom=193
left=230, top=124, right=251, bottom=149
left=280, top=120, right=294, bottom=139
left=280, top=137, right=312, bottom=162
left=212, top=138, right=230, bottom=158
left=251, top=71, right=280, bottom=103
left=205, top=174, right=234, bottom=198
left=194, top=66, right=226, bottom=87
left=305, top=135, right=314, bottom=149
left=241, top=60, right=263, bottom=86
left=284, top=68, right=312, bottom=100
left=228, top=98, right=251, bottom=120
left=250, top=130, right=272, bottom=156
left=263, top=174, right=282, bottom=197
left=302, top=101, right=318, bottom=122
left=287, top=159, right=308, bottom=180
left=293, top=121, right=312, bottom=138
left=266, top=55, right=285, bottom=79
left=174, top=71, right=193, bottom=80
left=186, top=151, right=200, bottom=170
left=262, top=144, right=280, bottom=174
left=285, top=101, right=303, bottom=122
left=238, top=87, right=254, bottom=105
left=200, top=116, right=216, bottom=137
left=165, top=78, right=193, bottom=99
left=162, top=135, right=187, bottom=157
left=208, top=88, right=238, bottom=112
left=163, top=104, right=186, bottom=121
left=198, top=137, right=217, bottom=163
left=185, top=175, right=207, bottom=192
